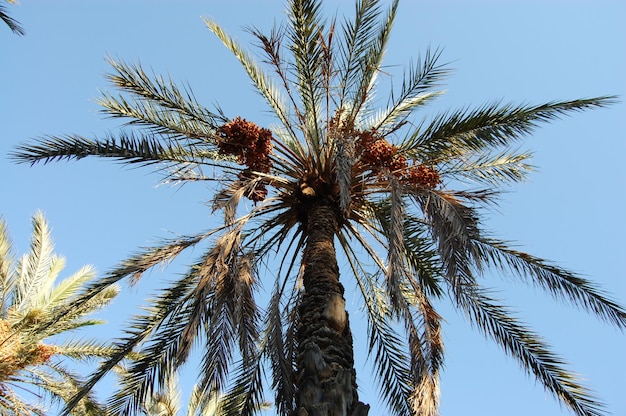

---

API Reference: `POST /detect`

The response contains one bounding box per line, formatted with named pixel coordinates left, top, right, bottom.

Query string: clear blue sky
left=2, top=1, right=625, bottom=415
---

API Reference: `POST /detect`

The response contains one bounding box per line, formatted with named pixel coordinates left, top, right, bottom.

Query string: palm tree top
left=10, top=1, right=624, bottom=415
left=1, top=211, right=120, bottom=415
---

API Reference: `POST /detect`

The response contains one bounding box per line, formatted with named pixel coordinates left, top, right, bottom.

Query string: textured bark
left=295, top=201, right=369, bottom=416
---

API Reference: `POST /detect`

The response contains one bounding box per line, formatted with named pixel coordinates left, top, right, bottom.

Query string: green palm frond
left=0, top=213, right=118, bottom=415
left=357, top=270, right=412, bottom=415
left=338, top=229, right=416, bottom=414
left=204, top=18, right=298, bottom=144
left=42, top=265, right=97, bottom=310
left=473, top=237, right=626, bottom=329
left=30, top=363, right=106, bottom=416
left=11, top=211, right=55, bottom=314
left=404, top=97, right=617, bottom=163
left=287, top=0, right=326, bottom=145
left=37, top=285, right=119, bottom=338
left=213, top=356, right=266, bottom=416
left=0, top=218, right=12, bottom=313
left=137, top=366, right=181, bottom=416
left=441, top=149, right=534, bottom=186
left=56, top=340, right=122, bottom=361
left=96, top=271, right=199, bottom=415
left=337, top=0, right=387, bottom=109
left=346, top=0, right=399, bottom=124
left=393, top=212, right=443, bottom=298
left=0, top=386, right=46, bottom=416
left=12, top=132, right=227, bottom=172
left=370, top=48, right=448, bottom=133
left=103, top=58, right=227, bottom=133
left=1, top=3, right=25, bottom=36
left=266, top=286, right=297, bottom=415
left=414, top=190, right=480, bottom=286
left=457, top=284, right=604, bottom=416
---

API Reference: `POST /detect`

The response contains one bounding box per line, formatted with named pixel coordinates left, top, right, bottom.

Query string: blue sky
left=2, top=1, right=625, bottom=415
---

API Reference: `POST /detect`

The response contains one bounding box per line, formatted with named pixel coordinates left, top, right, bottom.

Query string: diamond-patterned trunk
left=295, top=201, right=369, bottom=416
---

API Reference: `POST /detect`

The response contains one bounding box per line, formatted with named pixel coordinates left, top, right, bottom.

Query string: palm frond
left=175, top=228, right=259, bottom=410
left=214, top=356, right=266, bottom=416
left=398, top=214, right=443, bottom=298
left=347, top=0, right=398, bottom=124
left=0, top=218, right=15, bottom=313
left=337, top=0, right=387, bottom=108
left=229, top=251, right=261, bottom=366
left=414, top=190, right=481, bottom=290
left=43, top=265, right=97, bottom=310
left=92, top=271, right=200, bottom=415
left=333, top=133, right=355, bottom=216
left=338, top=232, right=412, bottom=415
left=358, top=271, right=412, bottom=415
left=265, top=285, right=298, bottom=415
left=33, top=285, right=119, bottom=340
left=385, top=176, right=406, bottom=313
left=371, top=48, right=448, bottom=133
left=1, top=4, right=25, bottom=36
left=12, top=211, right=54, bottom=313
left=287, top=0, right=326, bottom=148
left=111, top=231, right=214, bottom=285
left=0, top=389, right=45, bottom=416
left=31, top=363, right=106, bottom=416
left=473, top=237, right=626, bottom=329
left=11, top=132, right=227, bottom=173
left=204, top=18, right=298, bottom=143
left=401, top=289, right=442, bottom=416
left=98, top=92, right=217, bottom=142
left=103, top=57, right=227, bottom=133
left=55, top=339, right=121, bottom=361
left=404, top=96, right=617, bottom=163
left=59, top=231, right=216, bottom=415
left=457, top=284, right=604, bottom=416
left=441, top=149, right=534, bottom=186
left=213, top=178, right=270, bottom=226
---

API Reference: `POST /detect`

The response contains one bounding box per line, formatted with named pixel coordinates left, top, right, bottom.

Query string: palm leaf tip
left=1, top=4, right=25, bottom=36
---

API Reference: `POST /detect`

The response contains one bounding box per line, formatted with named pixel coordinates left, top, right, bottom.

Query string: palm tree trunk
left=295, top=201, right=369, bottom=416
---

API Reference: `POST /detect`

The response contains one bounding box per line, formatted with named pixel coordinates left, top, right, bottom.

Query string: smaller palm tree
left=138, top=366, right=271, bottom=416
left=0, top=211, right=119, bottom=415
left=1, top=0, right=24, bottom=36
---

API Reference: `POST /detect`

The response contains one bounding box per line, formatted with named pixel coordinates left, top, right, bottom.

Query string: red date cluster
left=356, top=129, right=440, bottom=189
left=216, top=117, right=274, bottom=201
left=404, top=164, right=441, bottom=189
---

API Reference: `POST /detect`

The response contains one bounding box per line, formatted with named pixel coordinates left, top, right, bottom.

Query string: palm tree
left=138, top=366, right=271, bottom=416
left=11, top=1, right=626, bottom=415
left=1, top=0, right=25, bottom=36
left=0, top=211, right=119, bottom=415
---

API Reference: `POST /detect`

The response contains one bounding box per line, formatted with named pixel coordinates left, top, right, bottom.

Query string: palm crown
left=12, top=1, right=625, bottom=415
left=0, top=212, right=119, bottom=415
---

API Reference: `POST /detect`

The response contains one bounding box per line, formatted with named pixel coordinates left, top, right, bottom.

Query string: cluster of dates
left=0, top=319, right=59, bottom=379
left=356, top=129, right=440, bottom=189
left=216, top=117, right=274, bottom=201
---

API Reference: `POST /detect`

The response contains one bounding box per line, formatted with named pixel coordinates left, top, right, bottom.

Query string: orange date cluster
left=216, top=117, right=274, bottom=201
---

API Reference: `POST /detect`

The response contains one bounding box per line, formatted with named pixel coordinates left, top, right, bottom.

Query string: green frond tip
left=203, top=17, right=295, bottom=141
left=457, top=286, right=606, bottom=416
left=1, top=3, right=25, bottom=36
left=405, top=96, right=618, bottom=161
left=10, top=132, right=229, bottom=168
left=102, top=57, right=228, bottom=136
